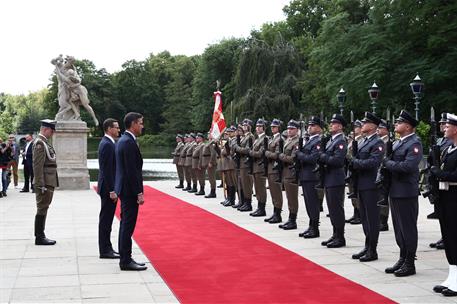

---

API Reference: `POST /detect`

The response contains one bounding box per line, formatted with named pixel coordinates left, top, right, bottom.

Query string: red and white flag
left=210, top=90, right=226, bottom=139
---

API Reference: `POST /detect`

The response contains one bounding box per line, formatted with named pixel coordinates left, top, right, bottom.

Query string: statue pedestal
left=53, top=121, right=90, bottom=190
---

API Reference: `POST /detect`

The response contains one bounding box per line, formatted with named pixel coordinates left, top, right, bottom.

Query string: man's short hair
left=103, top=118, right=118, bottom=132
left=124, top=112, right=143, bottom=129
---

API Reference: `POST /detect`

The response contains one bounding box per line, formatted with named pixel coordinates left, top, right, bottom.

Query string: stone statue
left=51, top=55, right=99, bottom=126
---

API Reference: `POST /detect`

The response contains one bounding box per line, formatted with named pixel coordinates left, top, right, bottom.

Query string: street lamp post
left=337, top=88, right=346, bottom=115
left=410, top=74, right=424, bottom=121
left=368, top=82, right=380, bottom=114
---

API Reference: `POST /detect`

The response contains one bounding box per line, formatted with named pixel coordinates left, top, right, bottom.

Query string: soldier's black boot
left=35, top=215, right=56, bottom=246
left=195, top=186, right=205, bottom=196
left=379, top=215, right=389, bottom=231
left=394, top=252, right=416, bottom=277
left=303, top=219, right=320, bottom=238
left=268, top=208, right=282, bottom=224
left=349, top=208, right=361, bottom=225
left=385, top=251, right=406, bottom=273
left=279, top=213, right=297, bottom=230
left=326, top=228, right=346, bottom=248
left=321, top=227, right=336, bottom=246
left=359, top=241, right=378, bottom=262
left=223, top=187, right=236, bottom=207
left=298, top=221, right=311, bottom=237
left=188, top=184, right=198, bottom=193
left=205, top=188, right=216, bottom=198
left=239, top=199, right=253, bottom=212
left=175, top=180, right=184, bottom=189
left=232, top=189, right=244, bottom=208
left=436, top=238, right=445, bottom=250
left=249, top=202, right=266, bottom=217
left=352, top=238, right=369, bottom=259
left=182, top=182, right=191, bottom=191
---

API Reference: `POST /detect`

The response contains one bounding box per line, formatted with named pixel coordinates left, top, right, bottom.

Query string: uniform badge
left=378, top=146, right=383, bottom=152
left=413, top=146, right=419, bottom=154
left=338, top=144, right=344, bottom=150
left=316, top=145, right=320, bottom=150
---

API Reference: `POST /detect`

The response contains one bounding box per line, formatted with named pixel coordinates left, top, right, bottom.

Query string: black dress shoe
left=442, top=288, right=457, bottom=297
left=321, top=236, right=335, bottom=246
left=35, top=237, right=56, bottom=245
left=326, top=238, right=346, bottom=248
left=359, top=251, right=378, bottom=262
left=249, top=208, right=266, bottom=217
left=132, top=259, right=146, bottom=266
left=349, top=217, right=362, bottom=225
left=433, top=285, right=448, bottom=293
left=278, top=220, right=297, bottom=230
left=120, top=261, right=147, bottom=271
left=436, top=240, right=445, bottom=250
left=427, top=211, right=439, bottom=219
left=352, top=248, right=367, bottom=260
left=385, top=257, right=405, bottom=274
left=100, top=251, right=120, bottom=259
left=20, top=189, right=29, bottom=193
left=298, top=228, right=310, bottom=238
left=303, top=228, right=319, bottom=239
left=429, top=241, right=437, bottom=248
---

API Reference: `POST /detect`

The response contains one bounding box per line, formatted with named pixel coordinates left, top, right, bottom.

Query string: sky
left=0, top=0, right=289, bottom=95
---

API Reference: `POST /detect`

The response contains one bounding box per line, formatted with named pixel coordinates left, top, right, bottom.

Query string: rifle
left=263, top=136, right=268, bottom=177
left=274, top=136, right=284, bottom=183
left=421, top=107, right=441, bottom=203
left=225, top=140, right=231, bottom=155
left=294, top=119, right=304, bottom=183
left=376, top=108, right=394, bottom=206
left=234, top=134, right=241, bottom=169
left=347, top=111, right=359, bottom=198
left=315, top=134, right=330, bottom=189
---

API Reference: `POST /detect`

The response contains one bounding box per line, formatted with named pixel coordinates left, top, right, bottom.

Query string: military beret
left=446, top=113, right=457, bottom=126
left=330, top=114, right=347, bottom=127
left=308, top=116, right=324, bottom=128
left=270, top=119, right=282, bottom=127
left=287, top=119, right=299, bottom=129
left=395, top=110, right=418, bottom=127
left=40, top=119, right=57, bottom=130
left=361, top=112, right=381, bottom=126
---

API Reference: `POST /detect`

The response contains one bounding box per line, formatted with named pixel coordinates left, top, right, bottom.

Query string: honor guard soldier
left=430, top=113, right=457, bottom=297
left=346, top=120, right=363, bottom=225
left=264, top=119, right=284, bottom=223
left=221, top=126, right=237, bottom=206
left=384, top=110, right=422, bottom=277
left=173, top=134, right=185, bottom=188
left=296, top=116, right=324, bottom=238
left=235, top=119, right=255, bottom=211
left=428, top=112, right=453, bottom=250
left=33, top=119, right=58, bottom=245
left=277, top=120, right=300, bottom=230
left=232, top=125, right=246, bottom=209
left=377, top=120, right=390, bottom=231
left=249, top=119, right=269, bottom=217
left=319, top=114, right=348, bottom=248
left=201, top=133, right=218, bottom=198
left=180, top=134, right=192, bottom=191
left=185, top=133, right=198, bottom=193
left=349, top=112, right=385, bottom=262
left=193, top=133, right=206, bottom=195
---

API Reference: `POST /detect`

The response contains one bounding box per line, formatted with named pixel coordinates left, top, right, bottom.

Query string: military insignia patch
left=338, top=144, right=344, bottom=150
left=378, top=146, right=383, bottom=151
left=316, top=145, right=320, bottom=150
left=413, top=146, right=419, bottom=154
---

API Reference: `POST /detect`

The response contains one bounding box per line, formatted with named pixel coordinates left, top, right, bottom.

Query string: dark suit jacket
left=321, top=133, right=347, bottom=188
left=97, top=136, right=116, bottom=196
left=352, top=134, right=385, bottom=190
left=114, top=132, right=143, bottom=197
left=22, top=141, right=34, bottom=165
left=296, top=135, right=321, bottom=182
left=385, top=134, right=423, bottom=198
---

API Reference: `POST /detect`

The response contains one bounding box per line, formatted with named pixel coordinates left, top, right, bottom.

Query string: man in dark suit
left=20, top=134, right=34, bottom=193
left=97, top=119, right=120, bottom=259
left=115, top=112, right=147, bottom=271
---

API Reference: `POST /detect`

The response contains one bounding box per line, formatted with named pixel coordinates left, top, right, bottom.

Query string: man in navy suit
left=115, top=112, right=147, bottom=271
left=97, top=119, right=120, bottom=259
left=20, top=134, right=34, bottom=193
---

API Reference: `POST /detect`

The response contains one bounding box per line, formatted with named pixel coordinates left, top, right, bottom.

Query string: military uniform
left=249, top=119, right=268, bottom=217
left=172, top=134, right=185, bottom=188
left=320, top=114, right=348, bottom=248
left=430, top=113, right=457, bottom=296
left=192, top=134, right=206, bottom=195
left=201, top=138, right=218, bottom=198
left=179, top=136, right=192, bottom=191
left=296, top=116, right=324, bottom=238
left=235, top=120, right=255, bottom=211
left=185, top=135, right=198, bottom=193
left=220, top=129, right=238, bottom=206
left=278, top=120, right=300, bottom=230
left=384, top=110, right=423, bottom=277
left=378, top=123, right=390, bottom=231
left=346, top=124, right=363, bottom=225
left=33, top=120, right=58, bottom=246
left=350, top=112, right=385, bottom=262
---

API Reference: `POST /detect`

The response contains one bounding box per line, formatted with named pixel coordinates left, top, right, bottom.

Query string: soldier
left=235, top=119, right=255, bottom=211
left=33, top=119, right=58, bottom=245
left=232, top=125, right=245, bottom=209
left=173, top=134, right=185, bottom=189
left=319, top=114, right=348, bottom=248
left=384, top=110, right=422, bottom=277
left=193, top=133, right=206, bottom=195
left=430, top=112, right=457, bottom=297
left=249, top=119, right=268, bottom=217
left=185, top=133, right=198, bottom=193
left=349, top=112, right=385, bottom=262
left=179, top=134, right=192, bottom=191
left=201, top=133, right=218, bottom=198
left=429, top=113, right=453, bottom=250
left=296, top=116, right=324, bottom=238
left=377, top=120, right=390, bottom=231
left=221, top=126, right=237, bottom=206
left=264, top=119, right=284, bottom=223
left=346, top=120, right=363, bottom=225
left=277, top=120, right=300, bottom=230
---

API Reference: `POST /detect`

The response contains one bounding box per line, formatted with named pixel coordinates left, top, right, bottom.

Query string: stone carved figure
left=51, top=55, right=99, bottom=126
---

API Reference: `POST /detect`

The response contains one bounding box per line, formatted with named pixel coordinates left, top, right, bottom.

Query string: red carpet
left=114, top=185, right=395, bottom=304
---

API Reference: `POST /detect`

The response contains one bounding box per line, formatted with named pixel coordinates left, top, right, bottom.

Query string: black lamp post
left=410, top=74, right=424, bottom=120
left=337, top=88, right=346, bottom=115
left=368, top=82, right=380, bottom=114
